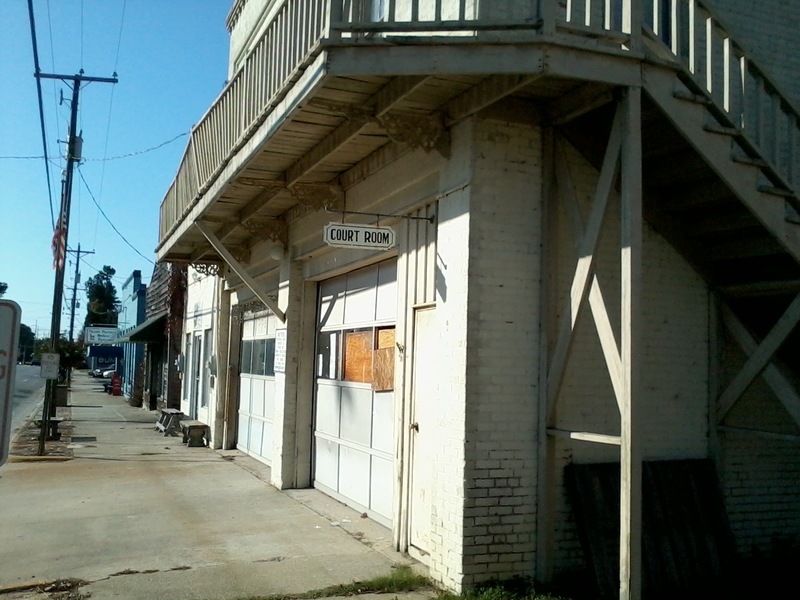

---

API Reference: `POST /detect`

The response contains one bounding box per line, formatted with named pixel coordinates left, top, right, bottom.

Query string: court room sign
left=323, top=223, right=396, bottom=251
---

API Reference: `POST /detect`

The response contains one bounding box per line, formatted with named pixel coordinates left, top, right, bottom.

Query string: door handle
left=409, top=422, right=419, bottom=432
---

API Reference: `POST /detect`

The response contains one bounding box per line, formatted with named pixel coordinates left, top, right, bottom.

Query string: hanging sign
left=40, top=353, right=60, bottom=380
left=323, top=223, right=396, bottom=250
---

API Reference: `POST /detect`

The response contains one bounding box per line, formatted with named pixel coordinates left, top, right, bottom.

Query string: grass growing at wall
left=230, top=566, right=573, bottom=600
left=232, top=564, right=432, bottom=600
left=436, top=577, right=570, bottom=600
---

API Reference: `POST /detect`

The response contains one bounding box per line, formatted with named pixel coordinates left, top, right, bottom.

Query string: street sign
left=323, top=222, right=396, bottom=250
left=0, top=300, right=21, bottom=467
left=40, top=352, right=60, bottom=380
left=84, top=326, right=118, bottom=344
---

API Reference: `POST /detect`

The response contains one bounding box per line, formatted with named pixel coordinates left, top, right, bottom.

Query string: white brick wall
left=460, top=117, right=541, bottom=586
left=719, top=334, right=800, bottom=555
left=428, top=118, right=474, bottom=591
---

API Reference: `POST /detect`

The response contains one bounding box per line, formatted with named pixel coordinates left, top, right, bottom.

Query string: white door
left=190, top=333, right=202, bottom=419
left=409, top=306, right=436, bottom=555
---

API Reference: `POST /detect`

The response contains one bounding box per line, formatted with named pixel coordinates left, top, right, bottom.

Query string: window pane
left=253, top=339, right=267, bottom=376
left=240, top=340, right=253, bottom=375
left=343, top=329, right=373, bottom=383
left=265, top=338, right=276, bottom=377
left=316, top=331, right=338, bottom=379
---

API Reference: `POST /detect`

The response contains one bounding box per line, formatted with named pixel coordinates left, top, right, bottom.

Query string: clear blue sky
left=0, top=0, right=230, bottom=337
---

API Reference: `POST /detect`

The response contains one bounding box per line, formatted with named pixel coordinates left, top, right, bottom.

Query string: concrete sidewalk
left=0, top=376, right=433, bottom=600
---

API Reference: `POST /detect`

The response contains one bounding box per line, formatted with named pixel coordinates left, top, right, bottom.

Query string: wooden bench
left=33, top=418, right=64, bottom=440
left=179, top=420, right=210, bottom=447
left=155, top=408, right=184, bottom=436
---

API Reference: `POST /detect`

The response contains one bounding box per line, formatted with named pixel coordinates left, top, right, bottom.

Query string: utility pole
left=38, top=70, right=117, bottom=455
left=67, top=243, right=95, bottom=342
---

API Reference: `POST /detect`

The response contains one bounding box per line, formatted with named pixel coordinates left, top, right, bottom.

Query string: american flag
left=51, top=205, right=67, bottom=270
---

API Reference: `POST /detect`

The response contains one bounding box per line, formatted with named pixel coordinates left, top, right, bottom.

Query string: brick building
left=154, top=1, right=800, bottom=598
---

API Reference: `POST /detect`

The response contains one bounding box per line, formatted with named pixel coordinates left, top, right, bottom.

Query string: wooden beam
left=214, top=182, right=286, bottom=242
left=554, top=139, right=623, bottom=409
left=443, top=74, right=543, bottom=124
left=718, top=425, right=800, bottom=443
left=195, top=221, right=285, bottom=322
left=718, top=292, right=800, bottom=421
left=286, top=76, right=428, bottom=184
left=619, top=86, right=643, bottom=600
left=548, top=84, right=614, bottom=125
left=546, top=428, right=622, bottom=445
left=546, top=105, right=623, bottom=418
left=720, top=302, right=800, bottom=429
left=718, top=279, right=800, bottom=298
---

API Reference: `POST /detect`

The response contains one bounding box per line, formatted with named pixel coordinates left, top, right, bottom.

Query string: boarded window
left=373, top=327, right=395, bottom=391
left=343, top=330, right=373, bottom=383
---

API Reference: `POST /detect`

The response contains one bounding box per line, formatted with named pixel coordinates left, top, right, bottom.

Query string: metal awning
left=115, top=313, right=167, bottom=343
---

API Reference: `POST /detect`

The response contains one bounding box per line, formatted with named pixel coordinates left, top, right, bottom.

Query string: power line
left=0, top=130, right=190, bottom=161
left=77, top=168, right=155, bottom=265
left=27, top=0, right=57, bottom=228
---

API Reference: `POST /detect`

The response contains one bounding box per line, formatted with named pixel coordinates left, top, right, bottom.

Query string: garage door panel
left=340, top=386, right=373, bottom=447
left=315, top=383, right=341, bottom=437
left=315, top=438, right=339, bottom=490
left=339, top=445, right=371, bottom=507
left=249, top=419, right=264, bottom=455
left=344, top=268, right=378, bottom=323
left=264, top=382, right=275, bottom=420
left=370, top=455, right=393, bottom=520
left=252, top=378, right=266, bottom=417
left=239, top=378, right=252, bottom=414
left=260, top=420, right=273, bottom=460
left=376, top=262, right=398, bottom=321
left=371, top=392, right=394, bottom=454
left=237, top=412, right=249, bottom=449
left=319, top=278, right=346, bottom=328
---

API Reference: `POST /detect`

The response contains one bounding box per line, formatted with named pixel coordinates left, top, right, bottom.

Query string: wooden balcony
left=157, top=0, right=800, bottom=271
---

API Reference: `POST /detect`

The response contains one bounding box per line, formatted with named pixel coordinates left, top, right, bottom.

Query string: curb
left=0, top=580, right=50, bottom=594
left=7, top=455, right=73, bottom=463
left=10, top=395, right=44, bottom=447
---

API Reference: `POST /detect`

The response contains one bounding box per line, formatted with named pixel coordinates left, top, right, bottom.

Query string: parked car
left=102, top=369, right=116, bottom=379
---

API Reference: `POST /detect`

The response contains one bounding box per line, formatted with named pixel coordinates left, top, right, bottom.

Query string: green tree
left=84, top=266, right=119, bottom=327
left=18, top=323, right=35, bottom=362
left=0, top=282, right=7, bottom=297
left=35, top=337, right=86, bottom=370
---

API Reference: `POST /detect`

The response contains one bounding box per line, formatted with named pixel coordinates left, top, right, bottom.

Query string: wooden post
left=195, top=221, right=286, bottom=322
left=619, top=86, right=643, bottom=600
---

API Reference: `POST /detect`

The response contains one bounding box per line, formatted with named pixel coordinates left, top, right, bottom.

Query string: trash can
left=55, top=384, right=69, bottom=407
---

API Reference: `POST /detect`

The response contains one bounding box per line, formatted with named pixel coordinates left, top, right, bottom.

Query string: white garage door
left=314, top=261, right=397, bottom=527
left=237, top=312, right=277, bottom=465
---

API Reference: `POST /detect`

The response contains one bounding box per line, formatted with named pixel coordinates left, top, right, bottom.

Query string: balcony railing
left=158, top=0, right=800, bottom=249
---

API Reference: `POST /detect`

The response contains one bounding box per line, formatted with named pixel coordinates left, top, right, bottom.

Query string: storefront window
left=316, top=331, right=339, bottom=379
left=240, top=340, right=253, bottom=375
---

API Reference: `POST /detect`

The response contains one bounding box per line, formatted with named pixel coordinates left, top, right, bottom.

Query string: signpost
left=1, top=300, right=21, bottom=467
left=323, top=223, right=396, bottom=250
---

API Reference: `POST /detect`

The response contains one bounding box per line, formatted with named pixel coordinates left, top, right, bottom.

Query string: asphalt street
left=9, top=364, right=45, bottom=440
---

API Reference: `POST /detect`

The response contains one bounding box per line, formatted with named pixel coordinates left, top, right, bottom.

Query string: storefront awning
left=115, top=313, right=167, bottom=343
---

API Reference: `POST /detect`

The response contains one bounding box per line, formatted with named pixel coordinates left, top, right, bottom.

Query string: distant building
left=116, top=270, right=146, bottom=402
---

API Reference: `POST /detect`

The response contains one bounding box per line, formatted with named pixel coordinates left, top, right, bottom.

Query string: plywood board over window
left=344, top=330, right=373, bottom=383
left=373, top=327, right=395, bottom=392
